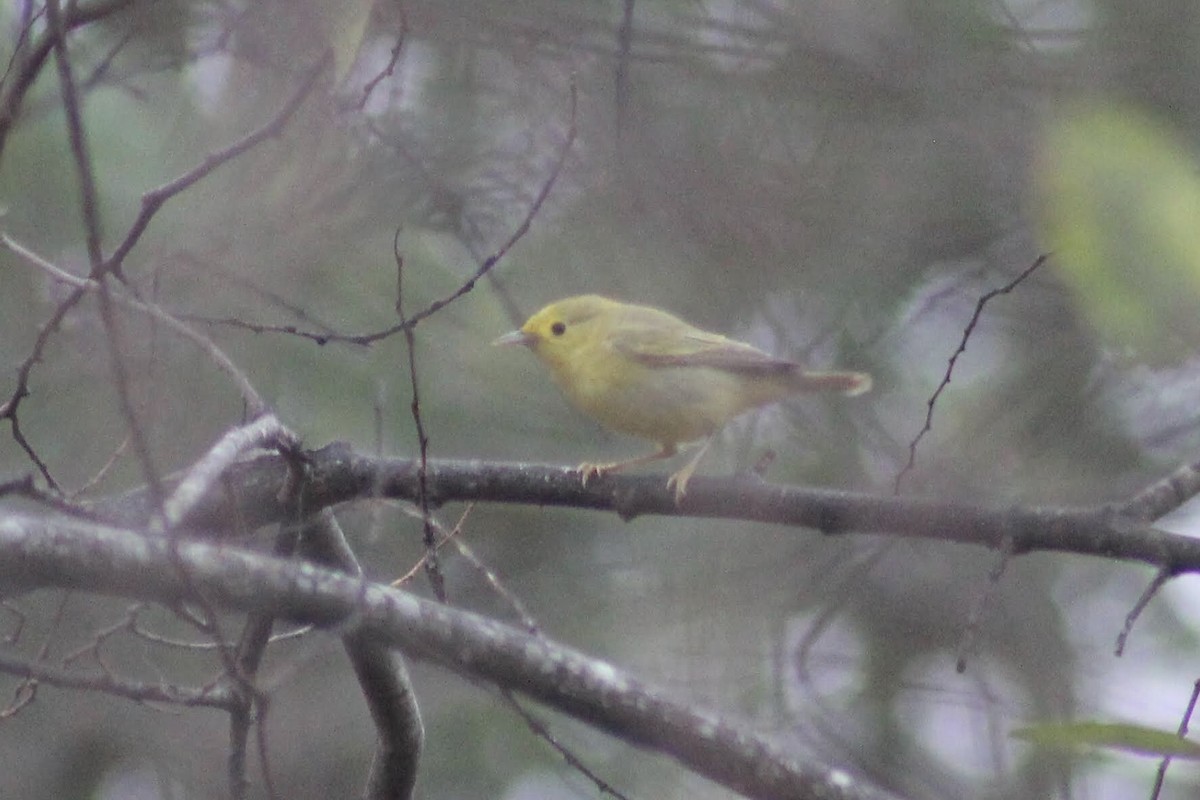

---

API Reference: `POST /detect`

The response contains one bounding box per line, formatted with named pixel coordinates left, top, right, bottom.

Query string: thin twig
left=956, top=536, right=1014, bottom=673
left=102, top=54, right=329, bottom=277
left=0, top=0, right=138, bottom=155
left=0, top=649, right=236, bottom=710
left=3, top=234, right=269, bottom=416
left=1149, top=678, right=1200, bottom=800
left=46, top=0, right=170, bottom=512
left=348, top=77, right=578, bottom=346
left=71, top=435, right=131, bottom=497
left=1115, top=567, right=1173, bottom=656
left=390, top=504, right=466, bottom=588
left=44, top=0, right=104, bottom=270
left=355, top=3, right=408, bottom=111
left=393, top=231, right=446, bottom=601
left=392, top=503, right=540, bottom=633
left=227, top=451, right=309, bottom=800
left=189, top=76, right=577, bottom=349
left=894, top=254, right=1048, bottom=494
left=499, top=689, right=631, bottom=800
left=614, top=0, right=635, bottom=145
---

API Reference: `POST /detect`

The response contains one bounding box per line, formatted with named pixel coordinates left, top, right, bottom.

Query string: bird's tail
left=791, top=369, right=872, bottom=396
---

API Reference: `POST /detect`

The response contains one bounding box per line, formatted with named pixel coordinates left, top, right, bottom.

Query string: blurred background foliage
left=3, top=1, right=1200, bottom=798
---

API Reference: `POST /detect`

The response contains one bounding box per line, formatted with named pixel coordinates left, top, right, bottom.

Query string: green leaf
left=1037, top=101, right=1200, bottom=361
left=1013, top=721, right=1200, bottom=759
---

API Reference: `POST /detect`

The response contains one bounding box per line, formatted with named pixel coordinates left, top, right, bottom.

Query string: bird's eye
left=550, top=321, right=566, bottom=336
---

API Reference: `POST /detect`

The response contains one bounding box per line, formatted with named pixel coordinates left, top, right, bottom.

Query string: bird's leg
left=666, top=435, right=715, bottom=503
left=578, top=443, right=677, bottom=487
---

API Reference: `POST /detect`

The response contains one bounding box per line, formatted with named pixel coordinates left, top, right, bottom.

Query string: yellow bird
left=494, top=295, right=871, bottom=501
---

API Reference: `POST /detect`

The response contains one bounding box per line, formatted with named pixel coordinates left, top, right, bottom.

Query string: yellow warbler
left=494, top=295, right=871, bottom=501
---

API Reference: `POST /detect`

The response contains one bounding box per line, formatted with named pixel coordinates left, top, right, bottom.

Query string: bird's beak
left=492, top=329, right=535, bottom=347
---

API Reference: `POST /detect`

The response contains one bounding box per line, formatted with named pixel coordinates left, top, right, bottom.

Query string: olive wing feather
left=611, top=325, right=797, bottom=375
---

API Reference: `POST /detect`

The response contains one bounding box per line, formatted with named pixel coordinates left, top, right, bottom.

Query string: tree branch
left=298, top=509, right=423, bottom=800
left=0, top=512, right=903, bottom=800
left=0, top=0, right=136, bottom=157
left=85, top=443, right=1200, bottom=575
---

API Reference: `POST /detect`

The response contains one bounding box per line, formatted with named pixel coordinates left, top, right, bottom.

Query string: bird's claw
left=576, top=462, right=608, bottom=488
left=666, top=469, right=692, bottom=504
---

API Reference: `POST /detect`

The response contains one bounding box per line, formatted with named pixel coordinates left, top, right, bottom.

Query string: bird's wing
left=613, top=326, right=797, bottom=374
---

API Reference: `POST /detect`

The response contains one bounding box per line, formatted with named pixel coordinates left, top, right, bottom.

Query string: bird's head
left=492, top=295, right=617, bottom=368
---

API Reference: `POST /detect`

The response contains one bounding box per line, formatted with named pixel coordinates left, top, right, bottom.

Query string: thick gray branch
left=0, top=512, right=901, bottom=800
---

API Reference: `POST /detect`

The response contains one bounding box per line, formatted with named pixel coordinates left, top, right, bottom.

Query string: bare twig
left=313, top=77, right=579, bottom=349
left=443, top=520, right=540, bottom=635
left=1115, top=567, right=1172, bottom=656
left=393, top=231, right=446, bottom=601
left=0, top=0, right=137, bottom=155
left=1, top=44, right=317, bottom=493
left=254, top=693, right=279, bottom=800
left=894, top=254, right=1048, bottom=494
left=0, top=648, right=236, bottom=709
left=226, top=446, right=310, bottom=800
left=102, top=54, right=329, bottom=277
left=392, top=503, right=540, bottom=633
left=390, top=77, right=579, bottom=331
left=499, top=689, right=631, bottom=800
left=956, top=536, right=1014, bottom=672
left=171, top=252, right=351, bottom=341
left=0, top=3, right=143, bottom=489
left=0, top=590, right=70, bottom=718
left=390, top=503, right=466, bottom=588
left=614, top=0, right=636, bottom=146
left=3, top=234, right=270, bottom=417
left=71, top=435, right=131, bottom=497
left=355, top=2, right=408, bottom=111
left=44, top=0, right=104, bottom=270
left=46, top=0, right=173, bottom=515
left=0, top=1, right=41, bottom=94
left=1149, top=678, right=1200, bottom=800
left=187, top=75, right=577, bottom=350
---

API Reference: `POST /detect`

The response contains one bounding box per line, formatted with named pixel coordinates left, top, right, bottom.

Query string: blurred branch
left=102, top=53, right=329, bottom=278
left=0, top=647, right=237, bottom=710
left=2, top=233, right=270, bottom=417
left=393, top=232, right=445, bottom=601
left=1115, top=567, right=1171, bottom=656
left=0, top=0, right=141, bottom=489
left=1121, top=456, right=1200, bottom=521
left=0, top=18, right=311, bottom=490
left=0, top=512, right=905, bottom=800
left=358, top=77, right=577, bottom=343
left=299, top=509, right=423, bottom=800
left=354, top=2, right=408, bottom=111
left=1150, top=678, right=1200, bottom=800
left=156, top=415, right=296, bottom=532
left=497, top=689, right=630, bottom=799
left=44, top=0, right=104, bottom=271
left=86, top=442, right=1200, bottom=576
left=225, top=447, right=309, bottom=800
left=0, top=0, right=136, bottom=157
left=614, top=0, right=635, bottom=144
